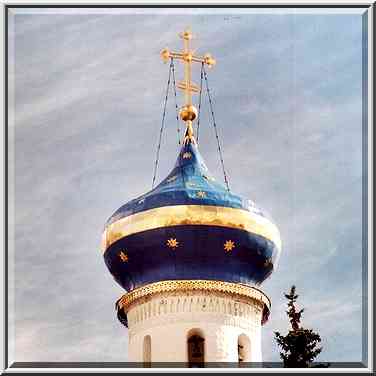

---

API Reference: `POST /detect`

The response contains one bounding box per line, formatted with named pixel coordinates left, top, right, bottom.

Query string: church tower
left=101, top=29, right=282, bottom=365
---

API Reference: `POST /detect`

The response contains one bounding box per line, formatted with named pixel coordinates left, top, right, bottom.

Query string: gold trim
left=117, top=279, right=271, bottom=315
left=102, top=205, right=281, bottom=253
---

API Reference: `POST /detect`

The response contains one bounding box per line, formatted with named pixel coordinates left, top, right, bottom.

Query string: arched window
left=143, top=335, right=151, bottom=365
left=187, top=328, right=205, bottom=367
left=238, top=334, right=251, bottom=363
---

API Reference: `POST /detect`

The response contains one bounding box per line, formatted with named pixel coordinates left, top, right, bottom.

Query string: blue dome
left=102, top=138, right=281, bottom=292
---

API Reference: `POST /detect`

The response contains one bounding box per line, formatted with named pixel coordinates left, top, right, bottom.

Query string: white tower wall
left=120, top=283, right=269, bottom=364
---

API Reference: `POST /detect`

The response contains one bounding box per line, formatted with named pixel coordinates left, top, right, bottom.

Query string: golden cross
left=160, top=29, right=216, bottom=143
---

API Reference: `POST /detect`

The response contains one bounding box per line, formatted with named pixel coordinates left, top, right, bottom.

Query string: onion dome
left=101, top=28, right=281, bottom=296
left=101, top=132, right=281, bottom=292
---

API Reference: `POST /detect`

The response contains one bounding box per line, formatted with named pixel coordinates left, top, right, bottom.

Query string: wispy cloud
left=9, top=8, right=365, bottom=363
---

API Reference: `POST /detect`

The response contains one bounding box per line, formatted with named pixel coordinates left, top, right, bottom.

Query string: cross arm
left=161, top=48, right=216, bottom=68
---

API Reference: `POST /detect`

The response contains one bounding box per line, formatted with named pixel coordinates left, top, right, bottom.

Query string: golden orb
left=180, top=30, right=193, bottom=40
left=179, top=105, right=198, bottom=122
left=204, top=53, right=216, bottom=67
left=160, top=48, right=170, bottom=63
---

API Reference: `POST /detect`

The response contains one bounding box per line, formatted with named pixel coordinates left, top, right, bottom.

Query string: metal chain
left=170, top=58, right=181, bottom=146
left=203, top=66, right=230, bottom=191
left=196, top=63, right=204, bottom=144
left=152, top=60, right=173, bottom=188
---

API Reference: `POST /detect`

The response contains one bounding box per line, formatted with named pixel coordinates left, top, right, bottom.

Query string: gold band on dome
left=102, top=205, right=281, bottom=253
left=117, top=279, right=271, bottom=314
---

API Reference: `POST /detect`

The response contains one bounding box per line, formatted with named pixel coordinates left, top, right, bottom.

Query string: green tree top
left=274, top=285, right=323, bottom=368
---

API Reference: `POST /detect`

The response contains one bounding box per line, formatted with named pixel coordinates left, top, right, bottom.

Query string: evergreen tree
left=274, top=286, right=323, bottom=368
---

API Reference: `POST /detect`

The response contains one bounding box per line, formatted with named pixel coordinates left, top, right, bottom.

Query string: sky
left=8, top=7, right=367, bottom=364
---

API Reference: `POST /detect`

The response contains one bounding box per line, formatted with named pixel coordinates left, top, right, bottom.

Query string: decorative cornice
left=116, top=280, right=271, bottom=325
left=127, top=294, right=263, bottom=335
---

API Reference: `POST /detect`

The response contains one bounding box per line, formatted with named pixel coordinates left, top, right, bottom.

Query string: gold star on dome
left=167, top=238, right=179, bottom=249
left=196, top=191, right=206, bottom=198
left=224, top=240, right=235, bottom=253
left=167, top=175, right=177, bottom=183
left=264, top=258, right=273, bottom=267
left=183, top=152, right=192, bottom=159
left=119, top=251, right=129, bottom=262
